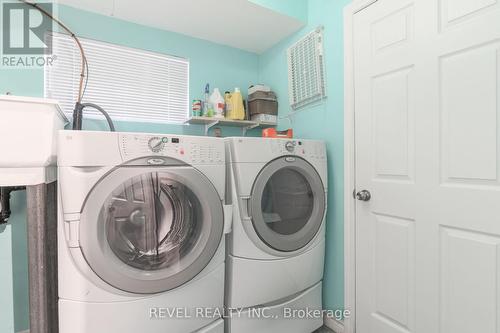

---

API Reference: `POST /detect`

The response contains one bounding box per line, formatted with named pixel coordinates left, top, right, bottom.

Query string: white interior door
left=353, top=0, right=500, bottom=332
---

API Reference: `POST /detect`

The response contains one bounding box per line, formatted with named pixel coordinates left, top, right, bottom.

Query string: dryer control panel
left=269, top=139, right=326, bottom=161
left=229, top=137, right=326, bottom=164
left=119, top=133, right=224, bottom=165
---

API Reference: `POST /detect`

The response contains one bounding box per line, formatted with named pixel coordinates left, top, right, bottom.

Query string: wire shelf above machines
left=184, top=116, right=276, bottom=136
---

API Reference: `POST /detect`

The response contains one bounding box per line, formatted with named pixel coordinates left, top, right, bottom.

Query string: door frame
left=343, top=1, right=378, bottom=332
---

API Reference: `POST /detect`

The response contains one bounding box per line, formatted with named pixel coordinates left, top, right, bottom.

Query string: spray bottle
left=203, top=83, right=212, bottom=117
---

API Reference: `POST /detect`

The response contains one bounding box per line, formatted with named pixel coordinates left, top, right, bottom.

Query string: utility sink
left=0, top=95, right=68, bottom=186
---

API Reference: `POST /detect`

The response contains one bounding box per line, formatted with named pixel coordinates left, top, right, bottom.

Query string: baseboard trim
left=324, top=316, right=344, bottom=333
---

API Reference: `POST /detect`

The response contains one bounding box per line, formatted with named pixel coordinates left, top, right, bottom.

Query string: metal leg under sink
left=26, top=182, right=58, bottom=333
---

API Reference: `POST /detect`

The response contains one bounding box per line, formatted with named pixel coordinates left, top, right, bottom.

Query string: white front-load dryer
left=57, top=130, right=230, bottom=333
left=225, top=137, right=327, bottom=333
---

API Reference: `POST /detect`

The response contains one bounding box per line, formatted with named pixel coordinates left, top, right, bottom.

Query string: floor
left=314, top=326, right=334, bottom=333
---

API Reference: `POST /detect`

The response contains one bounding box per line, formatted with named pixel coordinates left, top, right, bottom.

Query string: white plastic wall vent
left=287, top=27, right=327, bottom=110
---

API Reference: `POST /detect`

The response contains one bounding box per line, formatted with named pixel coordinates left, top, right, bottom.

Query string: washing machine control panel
left=188, top=142, right=224, bottom=164
left=119, top=134, right=223, bottom=164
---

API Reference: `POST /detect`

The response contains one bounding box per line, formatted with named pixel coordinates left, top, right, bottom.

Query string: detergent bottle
left=224, top=91, right=232, bottom=119
left=209, top=88, right=225, bottom=118
left=227, top=87, right=245, bottom=120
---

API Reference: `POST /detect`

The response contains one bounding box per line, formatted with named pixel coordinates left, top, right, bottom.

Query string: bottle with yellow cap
left=225, top=88, right=245, bottom=120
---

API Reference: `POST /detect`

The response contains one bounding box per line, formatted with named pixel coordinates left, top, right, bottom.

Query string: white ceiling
left=57, top=0, right=304, bottom=53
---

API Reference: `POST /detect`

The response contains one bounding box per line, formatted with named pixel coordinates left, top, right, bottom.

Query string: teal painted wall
left=249, top=0, right=309, bottom=22
left=0, top=223, right=15, bottom=332
left=11, top=192, right=28, bottom=332
left=258, top=0, right=351, bottom=313
left=0, top=191, right=25, bottom=333
left=0, top=3, right=260, bottom=332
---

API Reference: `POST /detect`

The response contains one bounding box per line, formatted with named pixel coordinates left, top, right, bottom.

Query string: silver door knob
left=356, top=190, right=371, bottom=201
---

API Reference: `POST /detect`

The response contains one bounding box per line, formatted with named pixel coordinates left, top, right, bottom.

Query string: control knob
left=285, top=141, right=296, bottom=153
left=148, top=137, right=167, bottom=153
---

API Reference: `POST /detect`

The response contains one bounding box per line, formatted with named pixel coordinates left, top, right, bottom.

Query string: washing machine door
left=248, top=156, right=325, bottom=252
left=79, top=162, right=223, bottom=294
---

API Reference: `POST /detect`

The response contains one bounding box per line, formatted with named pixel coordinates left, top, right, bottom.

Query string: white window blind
left=287, top=27, right=326, bottom=110
left=45, top=32, right=189, bottom=124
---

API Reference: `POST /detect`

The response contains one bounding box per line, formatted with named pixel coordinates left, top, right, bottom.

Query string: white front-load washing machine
left=57, top=130, right=230, bottom=333
left=225, top=137, right=327, bottom=333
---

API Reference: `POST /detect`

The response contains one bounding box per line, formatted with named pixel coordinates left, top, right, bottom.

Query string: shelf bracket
left=242, top=123, right=259, bottom=136
left=204, top=120, right=220, bottom=136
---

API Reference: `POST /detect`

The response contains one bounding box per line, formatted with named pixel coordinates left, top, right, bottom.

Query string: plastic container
left=251, top=113, right=277, bottom=124
left=262, top=128, right=293, bottom=138
left=224, top=91, right=232, bottom=119
left=248, top=91, right=278, bottom=117
left=192, top=99, right=202, bottom=117
left=248, top=84, right=271, bottom=95
left=226, top=88, right=245, bottom=120
left=205, top=103, right=214, bottom=117
left=209, top=88, right=225, bottom=118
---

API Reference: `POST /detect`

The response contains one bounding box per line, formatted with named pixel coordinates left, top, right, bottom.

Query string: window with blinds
left=287, top=27, right=326, bottom=110
left=44, top=32, right=189, bottom=124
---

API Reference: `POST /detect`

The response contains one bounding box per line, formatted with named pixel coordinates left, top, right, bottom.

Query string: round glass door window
left=103, top=173, right=201, bottom=271
left=250, top=157, right=326, bottom=252
left=261, top=168, right=314, bottom=235
left=80, top=168, right=223, bottom=294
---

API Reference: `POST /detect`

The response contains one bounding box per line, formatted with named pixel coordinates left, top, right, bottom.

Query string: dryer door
left=79, top=165, right=223, bottom=294
left=249, top=156, right=326, bottom=252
